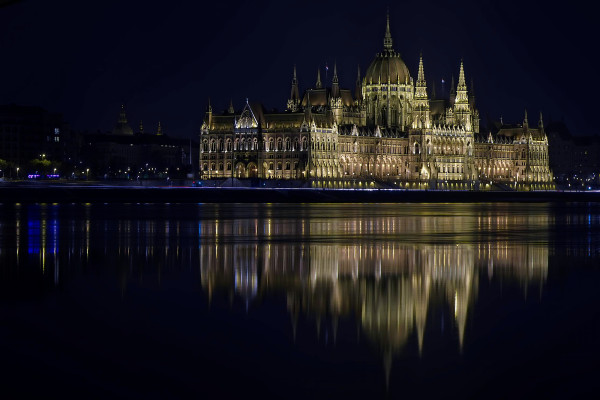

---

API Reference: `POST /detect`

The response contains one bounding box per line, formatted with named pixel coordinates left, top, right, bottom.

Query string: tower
left=330, top=62, right=343, bottom=124
left=363, top=10, right=413, bottom=129
left=453, top=60, right=471, bottom=130
left=413, top=53, right=430, bottom=129
left=287, top=65, right=300, bottom=112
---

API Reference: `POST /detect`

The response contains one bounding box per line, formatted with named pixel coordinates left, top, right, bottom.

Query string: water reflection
left=2, top=202, right=597, bottom=383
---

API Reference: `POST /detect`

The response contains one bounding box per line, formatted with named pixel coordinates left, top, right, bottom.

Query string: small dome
left=365, top=52, right=411, bottom=85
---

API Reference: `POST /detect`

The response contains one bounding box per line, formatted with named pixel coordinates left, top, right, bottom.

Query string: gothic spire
left=457, top=59, right=467, bottom=90
left=207, top=97, right=212, bottom=113
left=538, top=111, right=544, bottom=129
left=228, top=99, right=235, bottom=114
left=523, top=109, right=529, bottom=127
left=316, top=67, right=322, bottom=89
left=415, top=53, right=428, bottom=100
left=417, top=53, right=426, bottom=85
left=355, top=64, right=362, bottom=102
left=332, top=61, right=340, bottom=98
left=383, top=8, right=393, bottom=51
left=287, top=65, right=300, bottom=111
left=332, top=61, right=338, bottom=83
left=157, top=121, right=163, bottom=135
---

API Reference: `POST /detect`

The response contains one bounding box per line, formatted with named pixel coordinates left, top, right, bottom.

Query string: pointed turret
left=315, top=68, right=322, bottom=89
left=415, top=53, right=427, bottom=99
left=287, top=65, right=301, bottom=112
left=383, top=8, right=393, bottom=51
left=538, top=111, right=544, bottom=132
left=523, top=109, right=529, bottom=129
left=331, top=61, right=340, bottom=98
left=457, top=60, right=467, bottom=90
left=355, top=64, right=362, bottom=103
left=454, top=60, right=471, bottom=128
left=228, top=99, right=235, bottom=114
left=413, top=53, right=430, bottom=128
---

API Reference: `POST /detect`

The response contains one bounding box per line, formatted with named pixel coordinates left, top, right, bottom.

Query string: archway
left=247, top=162, right=258, bottom=178
left=235, top=163, right=245, bottom=178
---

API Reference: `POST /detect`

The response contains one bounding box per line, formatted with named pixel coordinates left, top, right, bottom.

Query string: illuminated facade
left=199, top=13, right=554, bottom=190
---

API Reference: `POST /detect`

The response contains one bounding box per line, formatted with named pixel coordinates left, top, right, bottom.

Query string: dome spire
left=383, top=8, right=393, bottom=51
left=118, top=104, right=128, bottom=124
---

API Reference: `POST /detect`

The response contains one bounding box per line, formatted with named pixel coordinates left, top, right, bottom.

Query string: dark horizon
left=1, top=0, right=596, bottom=138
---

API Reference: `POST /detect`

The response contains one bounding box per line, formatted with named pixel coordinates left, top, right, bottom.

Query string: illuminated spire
left=415, top=53, right=428, bottom=101
left=523, top=109, right=529, bottom=127
left=207, top=97, right=212, bottom=113
left=417, top=53, right=426, bottom=86
left=457, top=59, right=466, bottom=90
left=538, top=111, right=544, bottom=130
left=228, top=99, right=235, bottom=114
left=383, top=8, right=393, bottom=51
left=316, top=68, right=322, bottom=89
left=157, top=121, right=163, bottom=135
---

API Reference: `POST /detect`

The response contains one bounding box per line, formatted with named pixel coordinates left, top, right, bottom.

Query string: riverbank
left=1, top=185, right=599, bottom=203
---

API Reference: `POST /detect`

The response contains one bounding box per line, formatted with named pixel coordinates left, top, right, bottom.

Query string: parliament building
left=199, top=13, right=553, bottom=190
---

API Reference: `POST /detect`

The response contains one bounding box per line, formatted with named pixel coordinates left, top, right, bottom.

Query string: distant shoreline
left=0, top=185, right=599, bottom=203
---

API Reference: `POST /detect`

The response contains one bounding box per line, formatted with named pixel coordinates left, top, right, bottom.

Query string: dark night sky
left=0, top=0, right=597, bottom=138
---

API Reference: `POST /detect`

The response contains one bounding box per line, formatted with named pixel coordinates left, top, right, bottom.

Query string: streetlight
left=16, top=167, right=19, bottom=179
left=86, top=168, right=89, bottom=180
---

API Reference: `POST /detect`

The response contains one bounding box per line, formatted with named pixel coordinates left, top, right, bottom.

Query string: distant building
left=199, top=12, right=553, bottom=190
left=546, top=121, right=600, bottom=189
left=0, top=104, right=75, bottom=172
left=81, top=105, right=197, bottom=178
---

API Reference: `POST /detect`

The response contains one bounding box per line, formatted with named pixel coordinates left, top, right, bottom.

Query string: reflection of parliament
left=200, top=12, right=554, bottom=190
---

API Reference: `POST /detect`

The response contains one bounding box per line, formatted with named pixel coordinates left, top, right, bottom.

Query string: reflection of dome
left=112, top=105, right=133, bottom=135
left=365, top=54, right=411, bottom=85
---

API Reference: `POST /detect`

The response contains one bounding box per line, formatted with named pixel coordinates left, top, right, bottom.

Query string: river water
left=1, top=203, right=599, bottom=398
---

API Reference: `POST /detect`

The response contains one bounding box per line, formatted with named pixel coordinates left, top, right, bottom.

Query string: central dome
left=364, top=11, right=411, bottom=85
left=365, top=52, right=411, bottom=85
